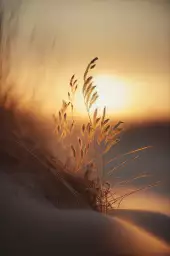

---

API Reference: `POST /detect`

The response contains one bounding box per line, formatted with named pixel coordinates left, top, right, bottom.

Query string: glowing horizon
left=43, top=71, right=170, bottom=122
left=3, top=0, right=170, bottom=123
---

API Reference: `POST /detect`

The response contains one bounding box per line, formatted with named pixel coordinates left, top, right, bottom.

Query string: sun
left=74, top=74, right=131, bottom=117
left=93, top=74, right=129, bottom=113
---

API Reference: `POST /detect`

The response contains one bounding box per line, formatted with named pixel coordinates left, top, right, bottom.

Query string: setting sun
left=93, top=75, right=130, bottom=113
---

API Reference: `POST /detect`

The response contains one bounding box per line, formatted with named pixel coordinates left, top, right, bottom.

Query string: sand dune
left=110, top=216, right=170, bottom=255
left=0, top=172, right=170, bottom=256
left=111, top=209, right=170, bottom=246
left=0, top=101, right=169, bottom=255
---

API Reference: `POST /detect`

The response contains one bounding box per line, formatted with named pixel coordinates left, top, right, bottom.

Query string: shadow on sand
left=110, top=209, right=170, bottom=245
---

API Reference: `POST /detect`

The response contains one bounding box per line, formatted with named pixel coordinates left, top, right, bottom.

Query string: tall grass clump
left=53, top=58, right=159, bottom=214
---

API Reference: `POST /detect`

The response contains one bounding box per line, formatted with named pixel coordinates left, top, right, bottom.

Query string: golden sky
left=4, top=0, right=170, bottom=121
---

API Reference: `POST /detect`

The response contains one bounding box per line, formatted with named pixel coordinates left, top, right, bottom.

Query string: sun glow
left=93, top=75, right=130, bottom=113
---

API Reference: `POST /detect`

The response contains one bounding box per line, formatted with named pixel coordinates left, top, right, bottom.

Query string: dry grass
left=52, top=58, right=159, bottom=214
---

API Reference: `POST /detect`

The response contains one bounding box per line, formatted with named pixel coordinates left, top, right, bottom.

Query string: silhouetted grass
left=52, top=58, right=159, bottom=213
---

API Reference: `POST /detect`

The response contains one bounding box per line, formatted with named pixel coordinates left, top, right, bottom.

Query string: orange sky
left=3, top=0, right=170, bottom=121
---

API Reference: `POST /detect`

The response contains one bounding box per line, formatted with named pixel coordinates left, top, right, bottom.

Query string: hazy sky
left=3, top=0, right=170, bottom=121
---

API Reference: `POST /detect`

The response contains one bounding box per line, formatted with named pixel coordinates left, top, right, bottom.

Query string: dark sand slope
left=111, top=209, right=170, bottom=245
left=110, top=216, right=170, bottom=255
left=0, top=172, right=170, bottom=256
